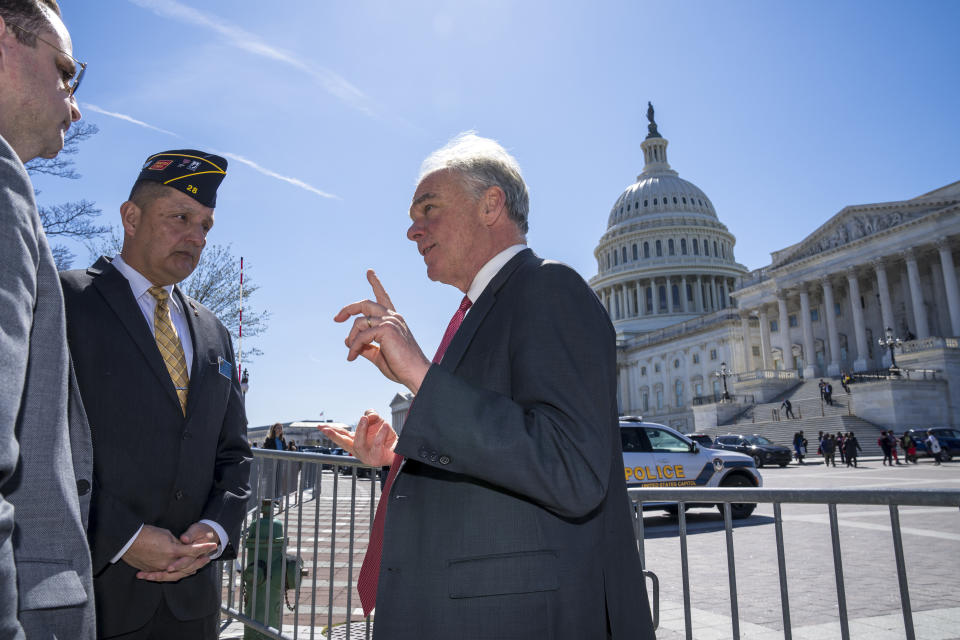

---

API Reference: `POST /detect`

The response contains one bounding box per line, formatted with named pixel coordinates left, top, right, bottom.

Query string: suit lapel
left=438, top=248, right=536, bottom=372
left=176, top=287, right=209, bottom=417
left=89, top=257, right=182, bottom=411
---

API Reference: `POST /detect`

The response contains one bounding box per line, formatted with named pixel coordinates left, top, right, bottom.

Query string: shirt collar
left=466, top=244, right=526, bottom=303
left=112, top=254, right=177, bottom=305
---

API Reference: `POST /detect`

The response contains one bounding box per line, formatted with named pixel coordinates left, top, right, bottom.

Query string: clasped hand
left=123, top=522, right=220, bottom=582
left=334, top=269, right=430, bottom=394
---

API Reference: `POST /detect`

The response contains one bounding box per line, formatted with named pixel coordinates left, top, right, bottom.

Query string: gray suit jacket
left=374, top=249, right=654, bottom=639
left=0, top=135, right=95, bottom=639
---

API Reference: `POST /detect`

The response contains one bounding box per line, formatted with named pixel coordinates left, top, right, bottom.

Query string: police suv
left=620, top=417, right=762, bottom=519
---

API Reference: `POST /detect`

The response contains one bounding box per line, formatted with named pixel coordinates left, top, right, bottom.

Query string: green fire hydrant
left=242, top=500, right=303, bottom=640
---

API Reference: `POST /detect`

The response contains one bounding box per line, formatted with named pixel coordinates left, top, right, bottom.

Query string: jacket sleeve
left=396, top=262, right=616, bottom=519
left=0, top=155, right=38, bottom=640
left=199, top=329, right=251, bottom=558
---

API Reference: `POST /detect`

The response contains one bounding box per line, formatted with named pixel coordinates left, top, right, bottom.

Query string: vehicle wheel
left=778, top=462, right=788, bottom=468
left=940, top=451, right=953, bottom=463
left=664, top=505, right=689, bottom=518
left=752, top=454, right=763, bottom=468
left=718, top=474, right=756, bottom=519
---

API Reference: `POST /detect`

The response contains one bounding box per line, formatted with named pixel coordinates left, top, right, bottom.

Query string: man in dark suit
left=61, top=150, right=252, bottom=639
left=0, top=1, right=95, bottom=638
left=325, top=133, right=654, bottom=638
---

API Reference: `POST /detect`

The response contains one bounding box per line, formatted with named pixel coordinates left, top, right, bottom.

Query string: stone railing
left=898, top=336, right=960, bottom=353
left=735, top=369, right=798, bottom=383
left=619, top=312, right=741, bottom=348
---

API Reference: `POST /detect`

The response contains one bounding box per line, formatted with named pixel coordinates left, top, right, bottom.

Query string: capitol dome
left=590, top=105, right=748, bottom=335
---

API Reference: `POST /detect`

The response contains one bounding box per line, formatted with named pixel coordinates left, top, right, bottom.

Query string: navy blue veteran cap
left=130, top=150, right=227, bottom=208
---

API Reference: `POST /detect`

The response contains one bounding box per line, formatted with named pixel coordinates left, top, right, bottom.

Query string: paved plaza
left=220, top=458, right=959, bottom=638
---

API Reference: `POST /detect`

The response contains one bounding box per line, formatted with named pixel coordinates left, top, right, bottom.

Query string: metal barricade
left=629, top=487, right=960, bottom=640
left=220, top=449, right=380, bottom=639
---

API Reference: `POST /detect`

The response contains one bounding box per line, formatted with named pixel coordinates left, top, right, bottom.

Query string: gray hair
left=418, top=131, right=529, bottom=234
left=0, top=0, right=61, bottom=46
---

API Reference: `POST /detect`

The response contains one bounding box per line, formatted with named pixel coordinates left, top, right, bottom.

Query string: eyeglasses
left=10, top=23, right=86, bottom=97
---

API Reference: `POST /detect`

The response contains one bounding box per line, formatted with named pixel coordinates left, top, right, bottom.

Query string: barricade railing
left=628, top=487, right=960, bottom=640
left=219, top=449, right=380, bottom=639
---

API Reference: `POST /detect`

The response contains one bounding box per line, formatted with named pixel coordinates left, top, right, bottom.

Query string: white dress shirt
left=109, top=255, right=227, bottom=562
left=466, top=244, right=527, bottom=306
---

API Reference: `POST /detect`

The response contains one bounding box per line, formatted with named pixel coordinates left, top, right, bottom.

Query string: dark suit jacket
left=374, top=249, right=654, bottom=639
left=0, top=134, right=95, bottom=639
left=61, top=257, right=251, bottom=637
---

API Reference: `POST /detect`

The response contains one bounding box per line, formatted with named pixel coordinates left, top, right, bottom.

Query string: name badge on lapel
left=217, top=356, right=233, bottom=380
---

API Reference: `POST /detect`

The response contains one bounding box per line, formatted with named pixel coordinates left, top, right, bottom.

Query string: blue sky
left=42, top=0, right=960, bottom=429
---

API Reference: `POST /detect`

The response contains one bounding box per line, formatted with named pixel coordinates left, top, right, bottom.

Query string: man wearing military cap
left=61, top=149, right=252, bottom=639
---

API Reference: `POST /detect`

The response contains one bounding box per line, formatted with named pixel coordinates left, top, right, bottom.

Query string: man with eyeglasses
left=0, top=1, right=93, bottom=639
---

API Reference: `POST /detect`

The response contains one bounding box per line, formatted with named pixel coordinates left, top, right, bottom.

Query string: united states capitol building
left=589, top=106, right=960, bottom=433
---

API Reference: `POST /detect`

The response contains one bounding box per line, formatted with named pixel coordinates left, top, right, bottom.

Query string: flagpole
left=238, top=256, right=244, bottom=379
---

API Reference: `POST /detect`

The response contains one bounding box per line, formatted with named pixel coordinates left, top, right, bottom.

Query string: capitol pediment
left=770, top=197, right=957, bottom=269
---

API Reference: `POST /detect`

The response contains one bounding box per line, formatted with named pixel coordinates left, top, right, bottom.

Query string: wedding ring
left=366, top=316, right=373, bottom=328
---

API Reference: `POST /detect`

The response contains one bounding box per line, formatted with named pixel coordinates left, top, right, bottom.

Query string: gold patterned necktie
left=148, top=286, right=189, bottom=414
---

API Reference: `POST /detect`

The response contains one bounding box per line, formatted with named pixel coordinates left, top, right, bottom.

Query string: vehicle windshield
left=744, top=435, right=774, bottom=445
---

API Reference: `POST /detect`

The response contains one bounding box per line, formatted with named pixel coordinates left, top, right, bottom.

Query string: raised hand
left=334, top=270, right=430, bottom=393
left=320, top=410, right=397, bottom=467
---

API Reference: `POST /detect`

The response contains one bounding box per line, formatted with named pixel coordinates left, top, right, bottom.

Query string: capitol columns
left=680, top=275, right=689, bottom=312
left=903, top=247, right=930, bottom=339
left=820, top=276, right=842, bottom=376
left=936, top=238, right=960, bottom=337
left=845, top=267, right=869, bottom=372
left=798, top=287, right=818, bottom=378
left=759, top=306, right=774, bottom=370
left=872, top=258, right=896, bottom=366
left=740, top=313, right=752, bottom=373
left=776, top=291, right=795, bottom=371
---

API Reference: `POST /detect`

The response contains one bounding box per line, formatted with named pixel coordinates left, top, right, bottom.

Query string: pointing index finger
left=367, top=269, right=395, bottom=312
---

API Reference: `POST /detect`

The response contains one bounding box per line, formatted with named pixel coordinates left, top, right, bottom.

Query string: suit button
left=175, top=490, right=184, bottom=500
left=182, top=431, right=192, bottom=440
left=418, top=446, right=429, bottom=459
left=439, top=455, right=451, bottom=465
left=428, top=452, right=438, bottom=462
left=76, top=479, right=90, bottom=496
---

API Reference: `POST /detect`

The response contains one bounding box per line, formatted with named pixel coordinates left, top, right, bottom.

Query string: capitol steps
left=701, top=414, right=888, bottom=458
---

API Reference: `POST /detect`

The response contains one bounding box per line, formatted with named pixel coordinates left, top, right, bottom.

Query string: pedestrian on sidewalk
left=817, top=430, right=824, bottom=455
left=821, top=434, right=836, bottom=467
left=926, top=430, right=943, bottom=465
left=837, top=431, right=846, bottom=465
left=781, top=398, right=795, bottom=419
left=819, top=379, right=826, bottom=403
left=879, top=431, right=893, bottom=466
left=844, top=431, right=862, bottom=467
left=902, top=432, right=918, bottom=464
left=824, top=382, right=834, bottom=406
left=886, top=431, right=902, bottom=465
left=794, top=431, right=807, bottom=464
left=841, top=371, right=852, bottom=393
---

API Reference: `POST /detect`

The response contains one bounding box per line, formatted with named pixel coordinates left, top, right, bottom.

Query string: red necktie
left=357, top=296, right=473, bottom=615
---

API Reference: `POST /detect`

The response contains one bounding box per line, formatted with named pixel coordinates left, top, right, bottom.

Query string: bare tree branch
left=24, top=122, right=99, bottom=179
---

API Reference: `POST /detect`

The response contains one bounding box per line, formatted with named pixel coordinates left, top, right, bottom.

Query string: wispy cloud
left=218, top=152, right=340, bottom=200
left=80, top=103, right=339, bottom=200
left=83, top=103, right=180, bottom=137
left=128, top=0, right=376, bottom=118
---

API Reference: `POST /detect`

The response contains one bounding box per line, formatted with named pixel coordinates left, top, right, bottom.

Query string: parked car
left=619, top=417, right=761, bottom=519
left=713, top=434, right=792, bottom=468
left=687, top=433, right=715, bottom=449
left=903, top=427, right=960, bottom=462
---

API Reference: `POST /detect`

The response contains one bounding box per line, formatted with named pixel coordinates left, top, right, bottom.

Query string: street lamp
left=878, top=327, right=902, bottom=374
left=714, top=362, right=732, bottom=402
